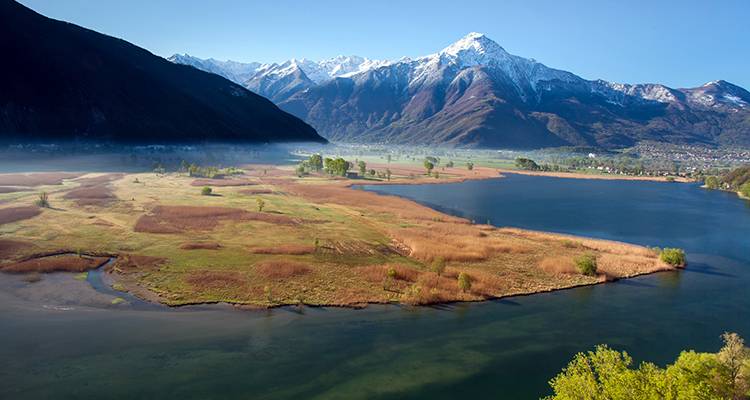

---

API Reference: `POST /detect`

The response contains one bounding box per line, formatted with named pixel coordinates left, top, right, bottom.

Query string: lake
left=1, top=174, right=749, bottom=399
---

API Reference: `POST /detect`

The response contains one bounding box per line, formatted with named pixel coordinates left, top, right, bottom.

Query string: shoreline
left=495, top=168, right=692, bottom=182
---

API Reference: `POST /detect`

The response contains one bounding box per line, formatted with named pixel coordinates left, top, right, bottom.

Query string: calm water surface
left=1, top=174, right=749, bottom=399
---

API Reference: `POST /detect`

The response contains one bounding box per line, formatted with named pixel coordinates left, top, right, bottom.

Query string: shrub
left=466, top=162, right=474, bottom=171
left=35, top=191, right=50, bottom=208
left=575, top=253, right=598, bottom=276
left=457, top=272, right=472, bottom=292
left=431, top=256, right=446, bottom=276
left=660, top=248, right=686, bottom=267
left=256, top=198, right=265, bottom=212
left=201, top=186, right=212, bottom=196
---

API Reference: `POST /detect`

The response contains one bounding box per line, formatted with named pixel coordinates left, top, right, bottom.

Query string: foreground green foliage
left=660, top=248, right=687, bottom=267
left=545, top=333, right=750, bottom=400
left=575, top=253, right=597, bottom=276
left=200, top=186, right=212, bottom=196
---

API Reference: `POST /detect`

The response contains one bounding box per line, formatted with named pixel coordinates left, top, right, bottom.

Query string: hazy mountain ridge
left=173, top=33, right=749, bottom=149
left=0, top=1, right=324, bottom=145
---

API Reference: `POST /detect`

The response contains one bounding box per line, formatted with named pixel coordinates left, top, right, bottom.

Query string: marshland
left=0, top=146, right=683, bottom=308
left=1, top=146, right=749, bottom=399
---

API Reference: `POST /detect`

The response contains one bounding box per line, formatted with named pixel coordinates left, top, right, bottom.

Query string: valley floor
left=0, top=163, right=677, bottom=308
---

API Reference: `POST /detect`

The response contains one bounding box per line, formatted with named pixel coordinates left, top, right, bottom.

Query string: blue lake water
left=1, top=174, right=748, bottom=399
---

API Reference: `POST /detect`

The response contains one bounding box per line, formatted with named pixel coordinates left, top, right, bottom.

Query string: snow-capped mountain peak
left=440, top=32, right=507, bottom=60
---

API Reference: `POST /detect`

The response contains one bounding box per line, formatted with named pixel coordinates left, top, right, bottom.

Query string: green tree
left=201, top=186, right=212, bottom=196
left=717, top=332, right=750, bottom=399
left=256, top=198, right=265, bottom=212
left=358, top=160, right=367, bottom=176
left=575, top=253, right=598, bottom=276
left=446, top=160, right=454, bottom=168
left=466, top=162, right=474, bottom=171
left=424, top=159, right=435, bottom=176
left=434, top=171, right=440, bottom=179
left=457, top=272, right=471, bottom=292
left=308, top=154, right=323, bottom=171
left=546, top=333, right=750, bottom=400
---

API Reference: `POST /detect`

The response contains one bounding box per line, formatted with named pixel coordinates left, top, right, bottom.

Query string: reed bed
left=255, top=259, right=311, bottom=279
left=180, top=242, right=222, bottom=250
left=2, top=255, right=109, bottom=273
left=0, top=239, right=32, bottom=259
left=0, top=172, right=81, bottom=186
left=190, top=178, right=257, bottom=187
left=251, top=244, right=315, bottom=255
left=0, top=206, right=41, bottom=225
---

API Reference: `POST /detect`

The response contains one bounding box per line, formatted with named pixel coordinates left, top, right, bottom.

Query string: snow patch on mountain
left=168, top=54, right=261, bottom=83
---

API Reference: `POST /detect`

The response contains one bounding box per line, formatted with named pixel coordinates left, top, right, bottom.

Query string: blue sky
left=19, top=0, right=750, bottom=89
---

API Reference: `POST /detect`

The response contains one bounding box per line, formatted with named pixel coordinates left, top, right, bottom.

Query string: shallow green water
left=1, top=174, right=748, bottom=399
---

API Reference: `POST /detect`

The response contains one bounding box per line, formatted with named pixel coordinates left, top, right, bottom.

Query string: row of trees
left=546, top=332, right=750, bottom=399
left=297, top=154, right=393, bottom=180
left=179, top=160, right=242, bottom=179
left=424, top=157, right=473, bottom=175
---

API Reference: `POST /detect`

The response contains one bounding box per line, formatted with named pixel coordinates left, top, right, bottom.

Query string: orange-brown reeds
left=391, top=223, right=528, bottom=262
left=186, top=271, right=247, bottom=291
left=0, top=239, right=32, bottom=260
left=538, top=256, right=578, bottom=275
left=251, top=244, right=315, bottom=255
left=63, top=185, right=116, bottom=206
left=0, top=206, right=41, bottom=225
left=180, top=242, right=222, bottom=250
left=1, top=255, right=109, bottom=273
left=0, top=172, right=81, bottom=186
left=254, top=260, right=311, bottom=279
left=190, top=178, right=257, bottom=187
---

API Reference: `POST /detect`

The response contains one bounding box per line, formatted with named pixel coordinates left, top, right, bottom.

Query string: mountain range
left=0, top=0, right=324, bottom=145
left=171, top=32, right=750, bottom=149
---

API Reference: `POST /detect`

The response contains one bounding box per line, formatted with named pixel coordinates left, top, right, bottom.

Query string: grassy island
left=0, top=160, right=681, bottom=308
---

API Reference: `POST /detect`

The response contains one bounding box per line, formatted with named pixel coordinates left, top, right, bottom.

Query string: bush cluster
left=575, top=253, right=597, bottom=276
left=659, top=247, right=686, bottom=267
